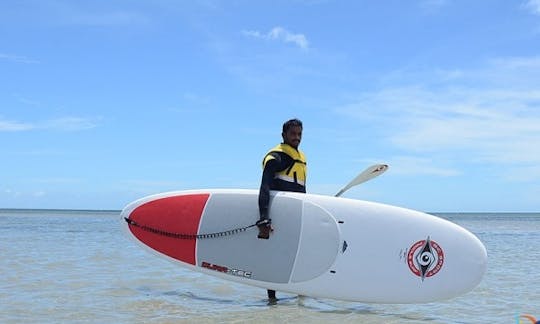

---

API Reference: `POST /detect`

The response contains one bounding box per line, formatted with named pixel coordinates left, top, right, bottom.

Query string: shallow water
left=0, top=210, right=538, bottom=323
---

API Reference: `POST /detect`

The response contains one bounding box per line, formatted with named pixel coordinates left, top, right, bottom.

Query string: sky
left=1, top=0, right=540, bottom=212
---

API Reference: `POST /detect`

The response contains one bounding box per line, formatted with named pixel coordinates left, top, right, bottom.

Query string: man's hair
left=282, top=118, right=303, bottom=133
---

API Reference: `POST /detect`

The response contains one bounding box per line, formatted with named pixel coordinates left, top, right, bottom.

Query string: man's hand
left=256, top=219, right=273, bottom=239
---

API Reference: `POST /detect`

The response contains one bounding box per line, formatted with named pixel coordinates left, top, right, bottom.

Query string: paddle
left=335, top=164, right=388, bottom=197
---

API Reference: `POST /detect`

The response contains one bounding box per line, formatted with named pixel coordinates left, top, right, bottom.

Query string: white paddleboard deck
left=122, top=189, right=487, bottom=303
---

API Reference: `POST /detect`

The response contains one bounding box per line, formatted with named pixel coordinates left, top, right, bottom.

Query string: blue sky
left=1, top=0, right=540, bottom=211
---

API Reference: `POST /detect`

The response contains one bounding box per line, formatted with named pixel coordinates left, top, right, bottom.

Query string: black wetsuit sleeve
left=258, top=153, right=282, bottom=220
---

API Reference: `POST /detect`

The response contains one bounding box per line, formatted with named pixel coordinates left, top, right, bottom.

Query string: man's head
left=282, top=118, right=303, bottom=149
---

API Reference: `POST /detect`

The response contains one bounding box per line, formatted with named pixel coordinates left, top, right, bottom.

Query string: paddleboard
left=121, top=189, right=487, bottom=303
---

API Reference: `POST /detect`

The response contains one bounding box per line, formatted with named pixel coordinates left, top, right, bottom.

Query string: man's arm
left=258, top=153, right=281, bottom=221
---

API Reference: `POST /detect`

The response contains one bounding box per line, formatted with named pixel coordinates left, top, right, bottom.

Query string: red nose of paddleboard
left=126, top=193, right=209, bottom=265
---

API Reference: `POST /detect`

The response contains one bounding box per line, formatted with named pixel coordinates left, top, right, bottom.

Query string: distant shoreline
left=0, top=208, right=538, bottom=215
left=0, top=208, right=121, bottom=213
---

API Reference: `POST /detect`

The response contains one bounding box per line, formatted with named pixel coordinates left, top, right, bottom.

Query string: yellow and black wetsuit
left=258, top=143, right=307, bottom=221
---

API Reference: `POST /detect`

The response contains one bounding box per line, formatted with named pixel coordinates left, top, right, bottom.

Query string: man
left=257, top=118, right=307, bottom=302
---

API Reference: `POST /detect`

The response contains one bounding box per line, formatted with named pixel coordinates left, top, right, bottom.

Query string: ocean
left=0, top=209, right=538, bottom=323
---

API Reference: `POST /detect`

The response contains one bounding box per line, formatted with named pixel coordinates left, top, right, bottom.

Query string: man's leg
left=267, top=289, right=276, bottom=301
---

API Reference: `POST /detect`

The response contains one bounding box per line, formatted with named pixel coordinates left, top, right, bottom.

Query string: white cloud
left=0, top=117, right=100, bottom=132
left=15, top=94, right=42, bottom=106
left=335, top=56, right=540, bottom=176
left=524, top=0, right=540, bottom=15
left=489, top=56, right=540, bottom=69
left=242, top=26, right=309, bottom=49
left=2, top=188, right=46, bottom=199
left=340, top=86, right=540, bottom=164
left=3, top=189, right=21, bottom=198
left=387, top=156, right=461, bottom=177
left=0, top=119, right=33, bottom=131
left=0, top=53, right=39, bottom=64
left=241, top=30, right=263, bottom=38
left=42, top=117, right=99, bottom=131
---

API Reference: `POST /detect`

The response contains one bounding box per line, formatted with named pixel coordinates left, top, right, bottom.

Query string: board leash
left=124, top=217, right=258, bottom=239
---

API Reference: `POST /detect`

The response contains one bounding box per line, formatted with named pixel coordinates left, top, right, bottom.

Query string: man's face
left=282, top=126, right=302, bottom=149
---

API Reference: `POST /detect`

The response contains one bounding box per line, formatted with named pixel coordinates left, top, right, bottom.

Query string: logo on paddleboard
left=201, top=261, right=252, bottom=278
left=407, top=236, right=444, bottom=281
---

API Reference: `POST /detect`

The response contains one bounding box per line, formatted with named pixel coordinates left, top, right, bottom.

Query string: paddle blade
left=335, top=164, right=388, bottom=197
